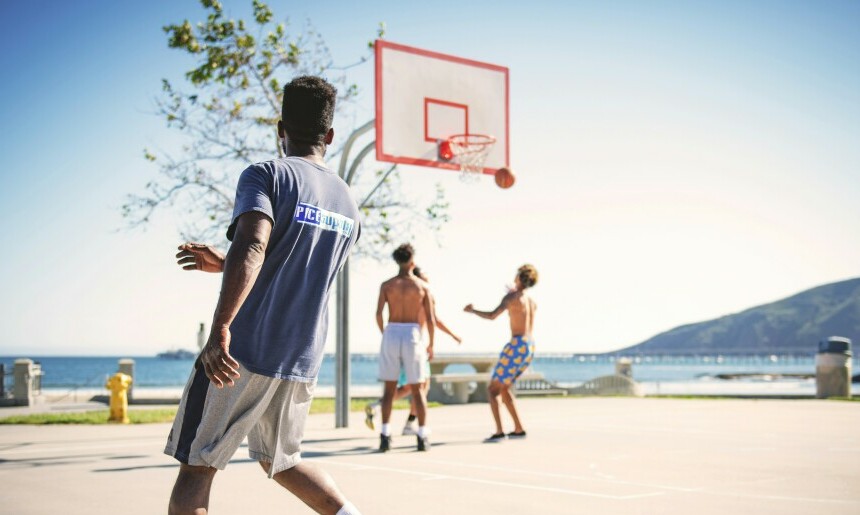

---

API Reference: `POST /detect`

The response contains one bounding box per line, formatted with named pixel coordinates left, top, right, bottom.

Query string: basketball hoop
left=441, top=134, right=496, bottom=180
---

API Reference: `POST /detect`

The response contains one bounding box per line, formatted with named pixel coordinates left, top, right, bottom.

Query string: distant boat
left=157, top=349, right=197, bottom=360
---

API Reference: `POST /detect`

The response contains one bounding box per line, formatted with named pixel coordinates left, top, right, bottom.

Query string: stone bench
left=428, top=371, right=551, bottom=404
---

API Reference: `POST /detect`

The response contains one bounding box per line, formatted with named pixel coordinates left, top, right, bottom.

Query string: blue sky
left=1, top=0, right=858, bottom=356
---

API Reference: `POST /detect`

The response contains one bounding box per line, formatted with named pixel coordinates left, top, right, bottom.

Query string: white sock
left=381, top=423, right=391, bottom=436
left=418, top=426, right=428, bottom=438
left=337, top=501, right=362, bottom=515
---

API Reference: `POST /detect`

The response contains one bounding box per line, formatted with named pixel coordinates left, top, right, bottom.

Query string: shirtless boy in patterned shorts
left=464, top=264, right=538, bottom=442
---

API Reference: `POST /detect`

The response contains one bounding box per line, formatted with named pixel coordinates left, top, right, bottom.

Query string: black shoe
left=484, top=432, right=506, bottom=443
left=379, top=434, right=391, bottom=452
left=417, top=434, right=430, bottom=451
left=507, top=431, right=527, bottom=439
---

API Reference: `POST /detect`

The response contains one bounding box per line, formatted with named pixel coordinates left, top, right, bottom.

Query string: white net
left=446, top=134, right=496, bottom=180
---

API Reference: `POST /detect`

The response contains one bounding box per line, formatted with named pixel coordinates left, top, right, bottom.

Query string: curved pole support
left=345, top=141, right=377, bottom=186
left=338, top=119, right=375, bottom=183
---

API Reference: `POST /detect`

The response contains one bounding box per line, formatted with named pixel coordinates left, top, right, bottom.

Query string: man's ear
left=277, top=120, right=286, bottom=139
left=324, top=128, right=334, bottom=145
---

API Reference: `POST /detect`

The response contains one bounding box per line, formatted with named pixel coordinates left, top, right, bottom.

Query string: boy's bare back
left=379, top=275, right=432, bottom=324
left=503, top=289, right=536, bottom=338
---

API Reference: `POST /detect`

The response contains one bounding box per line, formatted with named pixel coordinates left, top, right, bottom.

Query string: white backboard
left=375, top=40, right=509, bottom=174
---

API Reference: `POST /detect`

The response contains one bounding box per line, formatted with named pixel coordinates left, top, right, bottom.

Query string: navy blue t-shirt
left=226, top=156, right=360, bottom=382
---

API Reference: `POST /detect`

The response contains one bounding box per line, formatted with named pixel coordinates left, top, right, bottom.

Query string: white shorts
left=378, top=323, right=427, bottom=385
left=164, top=361, right=314, bottom=478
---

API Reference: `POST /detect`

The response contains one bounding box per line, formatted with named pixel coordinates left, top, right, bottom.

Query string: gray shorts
left=164, top=361, right=314, bottom=478
left=379, top=323, right=427, bottom=384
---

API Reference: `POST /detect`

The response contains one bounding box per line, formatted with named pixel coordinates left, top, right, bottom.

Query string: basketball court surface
left=1, top=397, right=857, bottom=514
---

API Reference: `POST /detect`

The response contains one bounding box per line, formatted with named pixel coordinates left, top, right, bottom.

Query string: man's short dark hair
left=281, top=76, right=336, bottom=145
left=392, top=244, right=414, bottom=265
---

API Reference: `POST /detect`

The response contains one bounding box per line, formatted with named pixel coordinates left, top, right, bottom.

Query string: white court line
left=429, top=418, right=740, bottom=439
left=527, top=419, right=760, bottom=438
left=523, top=418, right=831, bottom=448
left=417, top=457, right=702, bottom=492
left=700, top=491, right=860, bottom=506
left=315, top=458, right=665, bottom=500
left=0, top=438, right=164, bottom=457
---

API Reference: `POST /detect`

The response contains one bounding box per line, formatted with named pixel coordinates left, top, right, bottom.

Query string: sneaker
left=402, top=423, right=417, bottom=436
left=483, top=433, right=506, bottom=443
left=379, top=434, right=391, bottom=452
left=364, top=404, right=376, bottom=430
left=417, top=434, right=430, bottom=451
left=507, top=431, right=527, bottom=439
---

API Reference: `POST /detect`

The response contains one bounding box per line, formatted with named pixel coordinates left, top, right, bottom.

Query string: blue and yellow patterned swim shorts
left=491, top=336, right=535, bottom=386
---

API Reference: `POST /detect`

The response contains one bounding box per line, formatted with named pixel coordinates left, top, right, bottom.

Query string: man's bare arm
left=423, top=288, right=436, bottom=359
left=464, top=295, right=509, bottom=320
left=426, top=292, right=460, bottom=342
left=201, top=211, right=272, bottom=388
left=176, top=243, right=225, bottom=273
left=375, top=285, right=386, bottom=334
left=436, top=318, right=462, bottom=344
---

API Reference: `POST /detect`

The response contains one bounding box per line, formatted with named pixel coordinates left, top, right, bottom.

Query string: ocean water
left=2, top=354, right=855, bottom=392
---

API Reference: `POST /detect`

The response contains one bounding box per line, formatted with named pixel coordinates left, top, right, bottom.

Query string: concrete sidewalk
left=1, top=397, right=858, bottom=514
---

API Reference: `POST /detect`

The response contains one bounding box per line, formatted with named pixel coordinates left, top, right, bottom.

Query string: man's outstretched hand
left=176, top=243, right=225, bottom=273
left=200, top=326, right=241, bottom=388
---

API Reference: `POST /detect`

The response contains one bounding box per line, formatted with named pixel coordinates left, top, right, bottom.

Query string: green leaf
left=201, top=0, right=223, bottom=12
left=253, top=0, right=273, bottom=24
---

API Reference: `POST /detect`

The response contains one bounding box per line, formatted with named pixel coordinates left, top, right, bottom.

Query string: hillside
left=614, top=277, right=860, bottom=355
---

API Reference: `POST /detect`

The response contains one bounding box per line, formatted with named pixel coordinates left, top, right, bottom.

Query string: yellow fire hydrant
left=105, top=372, right=133, bottom=424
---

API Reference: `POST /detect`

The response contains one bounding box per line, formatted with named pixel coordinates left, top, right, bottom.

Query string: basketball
left=494, top=167, right=515, bottom=189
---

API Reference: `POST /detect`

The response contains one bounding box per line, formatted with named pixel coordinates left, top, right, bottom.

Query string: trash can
left=816, top=336, right=852, bottom=399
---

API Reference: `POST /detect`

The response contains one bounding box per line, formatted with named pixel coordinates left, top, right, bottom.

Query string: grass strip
left=0, top=397, right=439, bottom=425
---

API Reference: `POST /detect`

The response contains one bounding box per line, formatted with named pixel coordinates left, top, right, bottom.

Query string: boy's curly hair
left=392, top=243, right=414, bottom=265
left=517, top=264, right=539, bottom=289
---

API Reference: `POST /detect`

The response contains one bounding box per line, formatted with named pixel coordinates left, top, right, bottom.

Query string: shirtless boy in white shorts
left=375, top=244, right=436, bottom=451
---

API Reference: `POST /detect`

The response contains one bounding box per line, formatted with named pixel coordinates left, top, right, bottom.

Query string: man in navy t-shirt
left=165, top=76, right=362, bottom=515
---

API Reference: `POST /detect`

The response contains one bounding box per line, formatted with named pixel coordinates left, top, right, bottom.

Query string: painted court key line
left=419, top=457, right=704, bottom=493
left=316, top=458, right=666, bottom=501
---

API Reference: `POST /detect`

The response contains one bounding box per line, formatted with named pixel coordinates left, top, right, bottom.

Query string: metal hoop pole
left=359, top=163, right=398, bottom=209
left=335, top=119, right=375, bottom=429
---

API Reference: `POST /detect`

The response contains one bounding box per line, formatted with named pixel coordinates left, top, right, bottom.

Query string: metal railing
left=46, top=372, right=109, bottom=404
